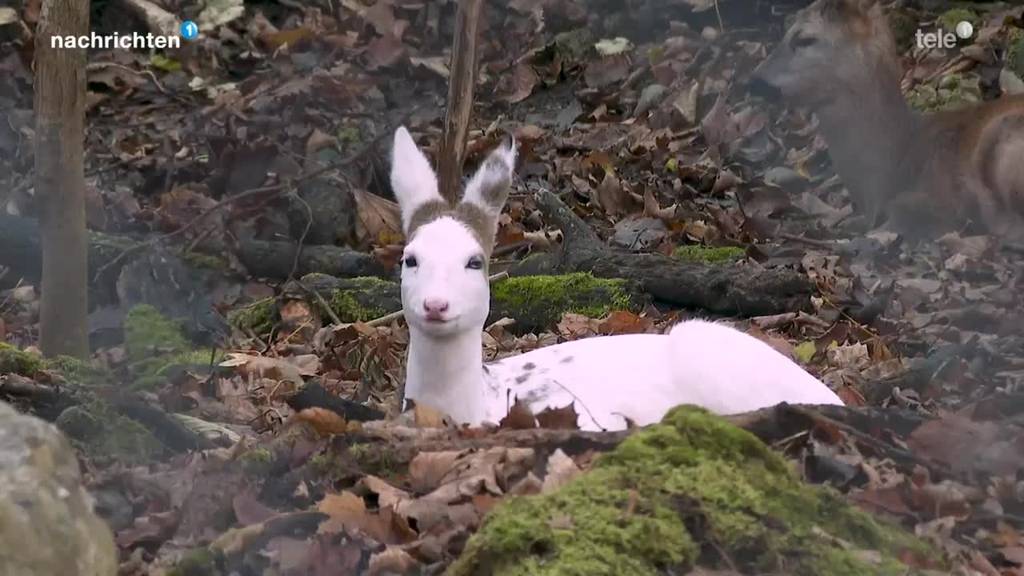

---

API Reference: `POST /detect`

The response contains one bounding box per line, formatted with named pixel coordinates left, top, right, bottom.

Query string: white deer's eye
left=466, top=256, right=484, bottom=270
left=403, top=255, right=418, bottom=268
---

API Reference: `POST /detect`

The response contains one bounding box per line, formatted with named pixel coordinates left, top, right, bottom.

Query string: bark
left=436, top=0, right=483, bottom=201
left=34, top=0, right=90, bottom=357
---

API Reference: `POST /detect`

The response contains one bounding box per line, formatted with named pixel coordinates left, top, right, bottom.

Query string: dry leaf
left=408, top=451, right=464, bottom=493
left=500, top=399, right=538, bottom=430
left=536, top=404, right=580, bottom=429
left=367, top=546, right=419, bottom=575
left=597, top=310, right=652, bottom=335
left=353, top=188, right=403, bottom=246
left=295, top=407, right=349, bottom=437
left=594, top=170, right=635, bottom=219
left=219, top=353, right=308, bottom=384
left=414, top=403, right=449, bottom=428
left=542, top=449, right=582, bottom=493
left=497, top=62, right=539, bottom=104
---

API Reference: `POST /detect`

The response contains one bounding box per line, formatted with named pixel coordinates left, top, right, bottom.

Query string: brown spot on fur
left=515, top=373, right=530, bottom=384
left=477, top=154, right=513, bottom=209
left=407, top=199, right=451, bottom=237
left=522, top=362, right=536, bottom=370
left=406, top=199, right=501, bottom=259
left=560, top=356, right=573, bottom=364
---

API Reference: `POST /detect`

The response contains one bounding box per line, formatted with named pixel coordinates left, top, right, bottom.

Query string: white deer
left=391, top=127, right=843, bottom=431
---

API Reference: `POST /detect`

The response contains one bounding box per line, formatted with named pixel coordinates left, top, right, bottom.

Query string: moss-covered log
left=274, top=272, right=646, bottom=334
left=528, top=190, right=814, bottom=316
left=449, top=406, right=938, bottom=576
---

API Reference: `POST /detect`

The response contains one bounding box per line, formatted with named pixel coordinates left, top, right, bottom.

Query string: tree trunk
left=436, top=0, right=483, bottom=201
left=34, top=0, right=89, bottom=357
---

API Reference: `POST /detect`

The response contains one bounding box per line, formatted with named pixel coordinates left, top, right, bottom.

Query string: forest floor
left=2, top=0, right=1024, bottom=574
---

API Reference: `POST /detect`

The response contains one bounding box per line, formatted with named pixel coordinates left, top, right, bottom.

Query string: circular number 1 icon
left=180, top=20, right=199, bottom=41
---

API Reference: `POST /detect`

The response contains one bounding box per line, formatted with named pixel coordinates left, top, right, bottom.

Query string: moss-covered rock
left=490, top=273, right=644, bottom=333
left=297, top=274, right=398, bottom=323
left=450, top=406, right=938, bottom=576
left=0, top=342, right=43, bottom=376
left=124, top=305, right=221, bottom=389
left=227, top=298, right=276, bottom=335
left=44, top=355, right=110, bottom=387
left=907, top=72, right=981, bottom=112
left=326, top=277, right=392, bottom=322
left=673, top=245, right=745, bottom=264
left=167, top=547, right=223, bottom=576
left=1009, top=28, right=1024, bottom=79
left=56, top=401, right=166, bottom=466
left=238, top=448, right=274, bottom=477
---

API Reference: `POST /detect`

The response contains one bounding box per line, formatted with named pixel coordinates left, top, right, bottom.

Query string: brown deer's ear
left=820, top=0, right=876, bottom=34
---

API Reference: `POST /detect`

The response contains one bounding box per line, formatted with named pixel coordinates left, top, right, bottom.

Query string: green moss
left=57, top=401, right=166, bottom=466
left=132, top=348, right=223, bottom=390
left=490, top=273, right=641, bottom=330
left=89, top=231, right=139, bottom=263
left=167, top=547, right=222, bottom=576
left=937, top=8, right=979, bottom=35
left=44, top=355, right=110, bottom=386
left=324, top=277, right=393, bottom=322
left=239, top=448, right=274, bottom=476
left=337, top=124, right=361, bottom=145
left=1009, top=28, right=1024, bottom=78
left=344, top=442, right=399, bottom=478
left=553, top=28, right=594, bottom=63
left=451, top=406, right=937, bottom=576
left=0, top=342, right=43, bottom=376
left=181, top=251, right=230, bottom=270
left=124, top=305, right=221, bottom=389
left=672, top=245, right=745, bottom=264
left=227, top=298, right=276, bottom=335
left=125, top=305, right=189, bottom=362
left=907, top=72, right=981, bottom=112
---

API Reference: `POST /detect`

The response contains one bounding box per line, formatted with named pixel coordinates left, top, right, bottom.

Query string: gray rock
left=0, top=401, right=117, bottom=575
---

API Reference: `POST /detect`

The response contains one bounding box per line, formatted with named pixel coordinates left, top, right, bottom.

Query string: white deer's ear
left=390, top=126, right=441, bottom=233
left=461, top=136, right=516, bottom=220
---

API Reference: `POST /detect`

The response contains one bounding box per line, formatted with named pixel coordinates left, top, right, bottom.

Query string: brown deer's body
left=751, top=0, right=1024, bottom=239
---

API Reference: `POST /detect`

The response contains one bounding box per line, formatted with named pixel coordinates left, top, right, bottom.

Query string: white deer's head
left=390, top=127, right=516, bottom=338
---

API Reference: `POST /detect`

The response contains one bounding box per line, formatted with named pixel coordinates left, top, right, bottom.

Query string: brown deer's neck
left=813, top=68, right=927, bottom=221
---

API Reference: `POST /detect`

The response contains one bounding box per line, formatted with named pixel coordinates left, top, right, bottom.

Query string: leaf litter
left=1, top=0, right=1024, bottom=574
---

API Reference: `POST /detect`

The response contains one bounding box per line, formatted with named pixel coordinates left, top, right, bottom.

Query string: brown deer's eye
left=791, top=35, right=818, bottom=49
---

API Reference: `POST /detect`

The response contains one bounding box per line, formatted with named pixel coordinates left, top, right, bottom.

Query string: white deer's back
left=482, top=319, right=843, bottom=431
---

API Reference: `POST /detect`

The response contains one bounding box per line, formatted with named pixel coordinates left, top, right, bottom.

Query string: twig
left=363, top=271, right=509, bottom=328
left=301, top=281, right=343, bottom=326
left=287, top=188, right=314, bottom=281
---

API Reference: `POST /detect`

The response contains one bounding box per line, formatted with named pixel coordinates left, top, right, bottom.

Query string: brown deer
left=750, top=0, right=1024, bottom=240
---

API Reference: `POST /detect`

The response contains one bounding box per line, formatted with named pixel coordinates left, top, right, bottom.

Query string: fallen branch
left=0, top=215, right=388, bottom=291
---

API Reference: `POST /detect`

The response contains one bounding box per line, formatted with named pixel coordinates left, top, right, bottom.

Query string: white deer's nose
left=423, top=298, right=449, bottom=318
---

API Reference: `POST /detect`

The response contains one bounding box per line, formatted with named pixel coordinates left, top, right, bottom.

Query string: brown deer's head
left=750, top=0, right=900, bottom=109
